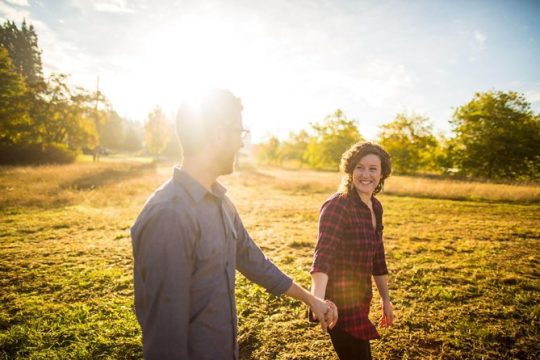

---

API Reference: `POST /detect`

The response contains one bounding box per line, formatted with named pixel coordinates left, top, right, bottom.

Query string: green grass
left=1, top=162, right=539, bottom=359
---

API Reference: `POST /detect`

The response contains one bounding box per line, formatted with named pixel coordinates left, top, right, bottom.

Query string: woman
left=310, top=142, right=393, bottom=360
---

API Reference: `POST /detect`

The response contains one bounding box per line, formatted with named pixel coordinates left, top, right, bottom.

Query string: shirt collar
left=350, top=188, right=374, bottom=209
left=173, top=167, right=227, bottom=203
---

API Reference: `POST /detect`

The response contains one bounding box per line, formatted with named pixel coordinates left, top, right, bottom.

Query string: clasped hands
left=311, top=298, right=338, bottom=333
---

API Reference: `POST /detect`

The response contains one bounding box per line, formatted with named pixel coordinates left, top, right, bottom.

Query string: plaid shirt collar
left=349, top=189, right=375, bottom=209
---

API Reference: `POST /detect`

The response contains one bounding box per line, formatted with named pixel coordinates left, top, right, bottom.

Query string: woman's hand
left=310, top=296, right=331, bottom=332
left=325, top=300, right=338, bottom=330
left=379, top=299, right=393, bottom=328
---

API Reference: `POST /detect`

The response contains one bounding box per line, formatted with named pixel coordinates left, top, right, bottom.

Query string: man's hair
left=176, top=89, right=243, bottom=156
left=338, top=142, right=392, bottom=196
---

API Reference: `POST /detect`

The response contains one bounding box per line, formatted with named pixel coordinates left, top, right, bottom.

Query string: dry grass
left=1, top=160, right=539, bottom=359
left=254, top=166, right=540, bottom=203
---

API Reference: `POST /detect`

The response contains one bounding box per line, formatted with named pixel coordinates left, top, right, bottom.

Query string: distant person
left=310, top=142, right=393, bottom=360
left=131, top=89, right=337, bottom=359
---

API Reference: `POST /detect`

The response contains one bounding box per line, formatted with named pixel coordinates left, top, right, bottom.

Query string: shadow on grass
left=62, top=162, right=156, bottom=191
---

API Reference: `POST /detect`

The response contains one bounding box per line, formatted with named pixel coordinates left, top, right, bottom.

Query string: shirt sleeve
left=230, top=204, right=293, bottom=296
left=372, top=238, right=388, bottom=276
left=132, top=206, right=195, bottom=359
left=372, top=200, right=388, bottom=276
left=311, top=196, right=347, bottom=275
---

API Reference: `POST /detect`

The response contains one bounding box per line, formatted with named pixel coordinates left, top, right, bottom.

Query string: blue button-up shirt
left=131, top=167, right=292, bottom=359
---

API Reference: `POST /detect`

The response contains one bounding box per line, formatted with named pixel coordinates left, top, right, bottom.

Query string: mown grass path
left=1, top=162, right=538, bottom=359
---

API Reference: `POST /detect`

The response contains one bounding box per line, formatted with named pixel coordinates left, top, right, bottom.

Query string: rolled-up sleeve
left=311, top=197, right=347, bottom=275
left=132, top=207, right=194, bottom=359
left=372, top=238, right=388, bottom=276
left=234, top=215, right=292, bottom=296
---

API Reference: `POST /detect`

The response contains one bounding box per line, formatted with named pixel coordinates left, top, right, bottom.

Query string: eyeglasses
left=227, top=127, right=250, bottom=139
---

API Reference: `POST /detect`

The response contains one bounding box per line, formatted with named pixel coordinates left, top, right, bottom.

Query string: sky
left=1, top=0, right=540, bottom=142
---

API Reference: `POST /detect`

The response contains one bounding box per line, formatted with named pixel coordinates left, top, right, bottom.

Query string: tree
left=28, top=74, right=98, bottom=148
left=144, top=107, right=171, bottom=157
left=0, top=47, right=31, bottom=144
left=451, top=90, right=540, bottom=180
left=304, top=109, right=363, bottom=170
left=281, top=129, right=311, bottom=167
left=99, top=110, right=124, bottom=149
left=122, top=121, right=143, bottom=152
left=0, top=19, right=43, bottom=85
left=256, top=135, right=282, bottom=166
left=378, top=112, right=438, bottom=174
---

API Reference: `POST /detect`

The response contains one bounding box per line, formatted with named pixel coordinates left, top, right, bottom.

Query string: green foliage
left=256, top=135, right=283, bottom=166
left=122, top=124, right=143, bottom=152
left=281, top=130, right=310, bottom=166
left=304, top=109, right=363, bottom=170
left=0, top=47, right=31, bottom=144
left=99, top=110, right=124, bottom=149
left=144, top=107, right=171, bottom=156
left=28, top=74, right=100, bottom=149
left=451, top=90, right=540, bottom=180
left=378, top=112, right=438, bottom=174
left=0, top=143, right=77, bottom=165
left=0, top=19, right=43, bottom=85
left=0, top=19, right=125, bottom=164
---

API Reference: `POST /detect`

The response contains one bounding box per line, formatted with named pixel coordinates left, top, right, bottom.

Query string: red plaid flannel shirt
left=311, top=192, right=388, bottom=340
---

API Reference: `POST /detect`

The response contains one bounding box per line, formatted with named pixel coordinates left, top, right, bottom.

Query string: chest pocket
left=195, top=237, right=222, bottom=260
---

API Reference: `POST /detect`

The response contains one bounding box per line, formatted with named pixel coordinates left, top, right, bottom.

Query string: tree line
left=2, top=19, right=538, bottom=180
left=256, top=92, right=540, bottom=181
left=0, top=20, right=156, bottom=164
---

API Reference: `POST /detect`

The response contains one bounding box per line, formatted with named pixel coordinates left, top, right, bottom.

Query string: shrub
left=0, top=143, right=77, bottom=165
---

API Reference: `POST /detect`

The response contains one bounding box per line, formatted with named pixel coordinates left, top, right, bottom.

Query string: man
left=131, top=89, right=337, bottom=359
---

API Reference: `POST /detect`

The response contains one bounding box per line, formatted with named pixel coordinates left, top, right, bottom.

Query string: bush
left=0, top=143, right=78, bottom=165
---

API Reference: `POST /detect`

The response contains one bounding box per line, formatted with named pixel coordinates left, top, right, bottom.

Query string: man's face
left=214, top=111, right=245, bottom=176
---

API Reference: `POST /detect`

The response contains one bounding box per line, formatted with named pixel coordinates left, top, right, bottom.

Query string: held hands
left=379, top=299, right=393, bottom=328
left=311, top=298, right=338, bottom=333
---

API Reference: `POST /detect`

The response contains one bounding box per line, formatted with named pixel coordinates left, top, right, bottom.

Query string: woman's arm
left=310, top=272, right=337, bottom=329
left=374, top=274, right=393, bottom=328
left=311, top=272, right=329, bottom=299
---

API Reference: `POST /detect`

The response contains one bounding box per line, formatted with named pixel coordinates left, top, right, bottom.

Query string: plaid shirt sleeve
left=372, top=199, right=388, bottom=276
left=311, top=195, right=348, bottom=274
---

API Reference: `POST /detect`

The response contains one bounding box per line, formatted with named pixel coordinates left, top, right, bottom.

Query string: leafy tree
left=144, top=107, right=171, bottom=157
left=304, top=109, right=363, bottom=170
left=122, top=122, right=143, bottom=151
left=378, top=112, right=438, bottom=174
left=0, top=19, right=43, bottom=85
left=281, top=129, right=311, bottom=167
left=256, top=135, right=282, bottom=166
left=28, top=74, right=98, bottom=148
left=451, top=90, right=540, bottom=180
left=99, top=110, right=124, bottom=149
left=0, top=47, right=31, bottom=144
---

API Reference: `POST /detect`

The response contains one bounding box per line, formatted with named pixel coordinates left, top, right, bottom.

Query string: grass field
left=1, top=161, right=539, bottom=359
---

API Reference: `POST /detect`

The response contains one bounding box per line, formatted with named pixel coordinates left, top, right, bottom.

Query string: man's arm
left=133, top=207, right=194, bottom=359
left=229, top=204, right=336, bottom=331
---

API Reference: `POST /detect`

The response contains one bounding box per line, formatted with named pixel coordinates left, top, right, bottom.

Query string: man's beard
left=216, top=151, right=236, bottom=176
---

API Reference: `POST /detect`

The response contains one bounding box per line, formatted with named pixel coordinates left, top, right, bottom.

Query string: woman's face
left=352, top=153, right=382, bottom=198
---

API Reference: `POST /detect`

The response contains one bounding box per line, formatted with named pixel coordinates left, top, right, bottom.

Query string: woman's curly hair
left=338, top=142, right=392, bottom=197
